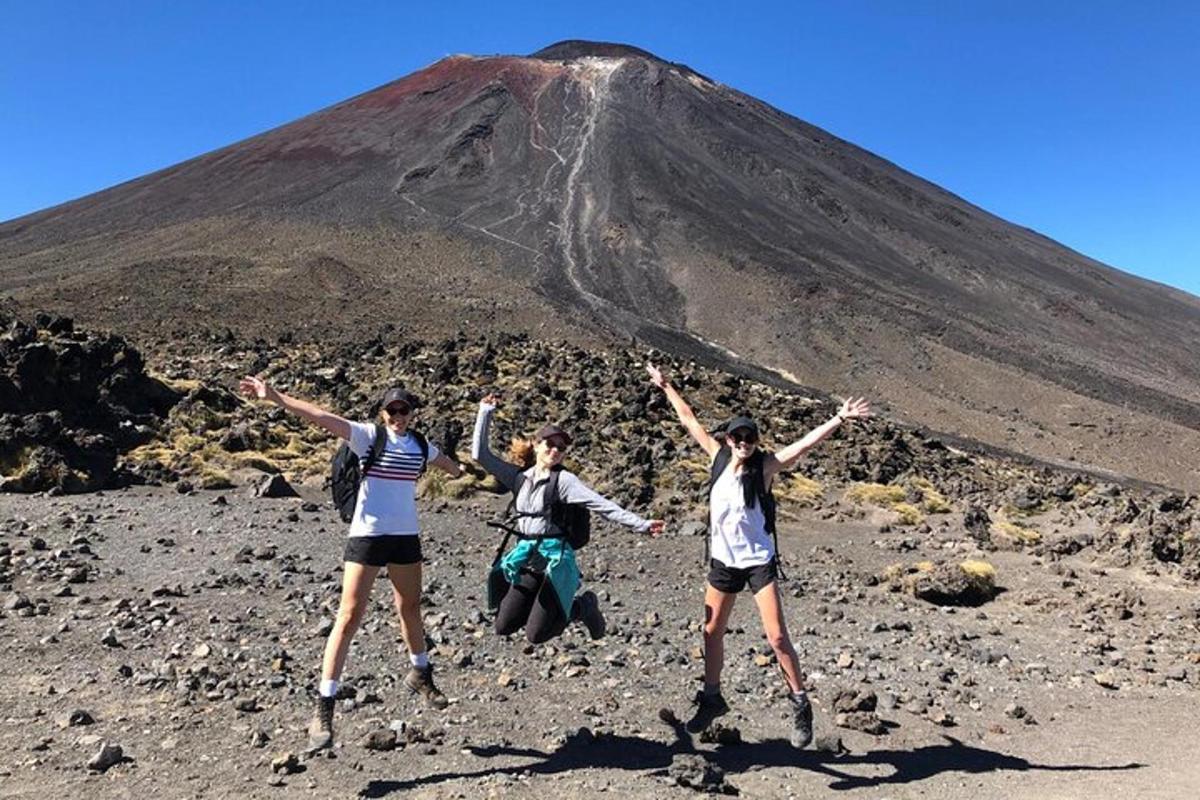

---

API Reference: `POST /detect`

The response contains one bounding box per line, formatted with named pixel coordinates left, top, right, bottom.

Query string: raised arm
left=238, top=375, right=351, bottom=441
left=557, top=473, right=665, bottom=536
left=470, top=396, right=522, bottom=491
left=646, top=363, right=720, bottom=459
left=767, top=397, right=871, bottom=479
left=428, top=452, right=463, bottom=478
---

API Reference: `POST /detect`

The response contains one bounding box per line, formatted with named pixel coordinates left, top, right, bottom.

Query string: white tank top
left=709, top=461, right=775, bottom=568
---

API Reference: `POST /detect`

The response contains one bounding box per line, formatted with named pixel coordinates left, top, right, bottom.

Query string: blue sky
left=2, top=1, right=1197, bottom=296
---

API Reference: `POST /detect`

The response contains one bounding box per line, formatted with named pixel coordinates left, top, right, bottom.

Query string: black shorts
left=344, top=535, right=423, bottom=567
left=707, top=558, right=778, bottom=594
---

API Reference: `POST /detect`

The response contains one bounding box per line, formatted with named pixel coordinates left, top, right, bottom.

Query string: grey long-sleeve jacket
left=471, top=404, right=652, bottom=536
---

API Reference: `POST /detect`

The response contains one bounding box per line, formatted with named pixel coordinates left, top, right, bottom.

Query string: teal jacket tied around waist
left=471, top=404, right=653, bottom=615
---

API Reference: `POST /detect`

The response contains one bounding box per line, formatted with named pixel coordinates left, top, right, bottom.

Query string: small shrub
left=419, top=471, right=482, bottom=500
left=230, top=452, right=280, bottom=473
left=993, top=520, right=1041, bottom=545
left=199, top=467, right=234, bottom=490
left=845, top=483, right=907, bottom=507
left=959, top=560, right=996, bottom=580
left=778, top=475, right=824, bottom=507
left=172, top=434, right=207, bottom=453
left=893, top=502, right=924, bottom=526
left=907, top=476, right=952, bottom=513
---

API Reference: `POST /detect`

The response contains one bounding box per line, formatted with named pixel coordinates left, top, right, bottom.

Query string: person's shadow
left=358, top=715, right=1143, bottom=797
left=715, top=733, right=1144, bottom=791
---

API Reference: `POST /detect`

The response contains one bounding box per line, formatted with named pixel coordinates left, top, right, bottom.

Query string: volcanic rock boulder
left=882, top=559, right=1000, bottom=606
left=0, top=314, right=182, bottom=493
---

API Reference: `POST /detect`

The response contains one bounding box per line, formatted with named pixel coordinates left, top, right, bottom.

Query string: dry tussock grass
left=993, top=519, right=1041, bottom=545
left=776, top=474, right=824, bottom=507
left=845, top=483, right=907, bottom=506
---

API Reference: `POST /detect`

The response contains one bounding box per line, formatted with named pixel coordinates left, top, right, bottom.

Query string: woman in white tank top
left=647, top=362, right=870, bottom=748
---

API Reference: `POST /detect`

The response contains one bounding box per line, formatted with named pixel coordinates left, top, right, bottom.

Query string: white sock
left=410, top=651, right=429, bottom=669
left=319, top=679, right=339, bottom=698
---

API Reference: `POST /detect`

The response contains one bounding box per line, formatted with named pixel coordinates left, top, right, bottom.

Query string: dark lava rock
left=835, top=710, right=887, bottom=735
left=362, top=729, right=398, bottom=751
left=1011, top=484, right=1045, bottom=512
left=86, top=741, right=125, bottom=772
left=270, top=752, right=302, bottom=774
left=964, top=506, right=992, bottom=545
left=831, top=688, right=877, bottom=714
left=255, top=474, right=299, bottom=499
left=667, top=753, right=738, bottom=795
left=909, top=562, right=998, bottom=607
left=1, top=314, right=182, bottom=493
left=58, top=709, right=95, bottom=728
left=698, top=723, right=742, bottom=746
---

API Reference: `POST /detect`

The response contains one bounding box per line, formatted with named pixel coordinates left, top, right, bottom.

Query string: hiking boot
left=790, top=692, right=814, bottom=749
left=685, top=690, right=730, bottom=734
left=306, top=696, right=335, bottom=752
left=574, top=591, right=606, bottom=640
left=405, top=664, right=448, bottom=710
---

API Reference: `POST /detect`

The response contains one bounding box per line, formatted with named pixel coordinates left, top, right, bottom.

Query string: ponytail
left=508, top=437, right=535, bottom=469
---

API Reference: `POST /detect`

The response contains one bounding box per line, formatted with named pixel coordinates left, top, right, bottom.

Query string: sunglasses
left=542, top=438, right=570, bottom=452
left=729, top=430, right=758, bottom=445
left=385, top=403, right=412, bottom=417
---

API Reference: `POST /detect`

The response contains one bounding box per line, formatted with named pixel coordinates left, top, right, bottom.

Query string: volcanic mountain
left=2, top=40, right=1198, bottom=490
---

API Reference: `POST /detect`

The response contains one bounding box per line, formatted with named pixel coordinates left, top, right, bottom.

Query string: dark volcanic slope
left=2, top=41, right=1198, bottom=490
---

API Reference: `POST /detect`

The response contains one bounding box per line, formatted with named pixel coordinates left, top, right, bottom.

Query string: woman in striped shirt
left=239, top=377, right=462, bottom=752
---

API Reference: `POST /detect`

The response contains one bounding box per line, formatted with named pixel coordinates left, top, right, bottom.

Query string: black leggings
left=494, top=568, right=570, bottom=643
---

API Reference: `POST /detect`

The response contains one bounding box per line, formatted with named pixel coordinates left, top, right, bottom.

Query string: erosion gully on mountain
left=2, top=42, right=1199, bottom=493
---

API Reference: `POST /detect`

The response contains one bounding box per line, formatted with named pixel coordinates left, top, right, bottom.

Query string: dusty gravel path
left=1, top=486, right=1198, bottom=799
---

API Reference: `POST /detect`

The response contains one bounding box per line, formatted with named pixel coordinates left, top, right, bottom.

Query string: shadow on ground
left=358, top=716, right=1143, bottom=797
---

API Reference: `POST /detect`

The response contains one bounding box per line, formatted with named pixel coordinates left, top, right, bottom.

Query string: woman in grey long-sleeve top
left=472, top=395, right=665, bottom=643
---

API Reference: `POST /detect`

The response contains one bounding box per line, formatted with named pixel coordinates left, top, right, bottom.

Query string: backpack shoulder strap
left=708, top=446, right=732, bottom=494
left=505, top=472, right=526, bottom=518
left=544, top=466, right=564, bottom=530
left=408, top=428, right=430, bottom=473
left=751, top=452, right=786, bottom=579
left=544, top=467, right=562, bottom=512
left=704, top=446, right=733, bottom=568
left=362, top=423, right=388, bottom=474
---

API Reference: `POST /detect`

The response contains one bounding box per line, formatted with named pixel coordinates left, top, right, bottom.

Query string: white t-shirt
left=347, top=422, right=441, bottom=537
left=709, top=462, right=775, bottom=568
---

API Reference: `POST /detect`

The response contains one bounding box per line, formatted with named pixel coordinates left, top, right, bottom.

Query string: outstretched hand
left=838, top=397, right=872, bottom=421
left=239, top=375, right=272, bottom=402
left=480, top=392, right=502, bottom=408
left=645, top=362, right=667, bottom=389
left=647, top=520, right=666, bottom=537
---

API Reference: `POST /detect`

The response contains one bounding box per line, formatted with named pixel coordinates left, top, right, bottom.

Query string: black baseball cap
left=723, top=416, right=759, bottom=436
left=379, top=387, right=421, bottom=410
left=534, top=424, right=573, bottom=444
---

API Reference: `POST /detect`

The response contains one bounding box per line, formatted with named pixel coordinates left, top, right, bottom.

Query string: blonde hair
left=508, top=437, right=535, bottom=469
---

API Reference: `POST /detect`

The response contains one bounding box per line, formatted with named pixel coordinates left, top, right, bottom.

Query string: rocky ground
left=3, top=312, right=1200, bottom=798
left=1, top=485, right=1198, bottom=799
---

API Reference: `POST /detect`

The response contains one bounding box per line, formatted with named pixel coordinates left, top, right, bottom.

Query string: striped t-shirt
left=347, top=422, right=441, bottom=537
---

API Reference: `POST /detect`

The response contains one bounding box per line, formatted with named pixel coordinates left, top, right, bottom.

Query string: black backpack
left=508, top=466, right=591, bottom=549
left=708, top=445, right=783, bottom=576
left=330, top=425, right=429, bottom=523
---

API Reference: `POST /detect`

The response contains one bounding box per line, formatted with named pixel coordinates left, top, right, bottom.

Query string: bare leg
left=320, top=561, right=380, bottom=682
left=386, top=562, right=425, bottom=656
left=752, top=579, right=805, bottom=692
left=703, top=582, right=738, bottom=687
